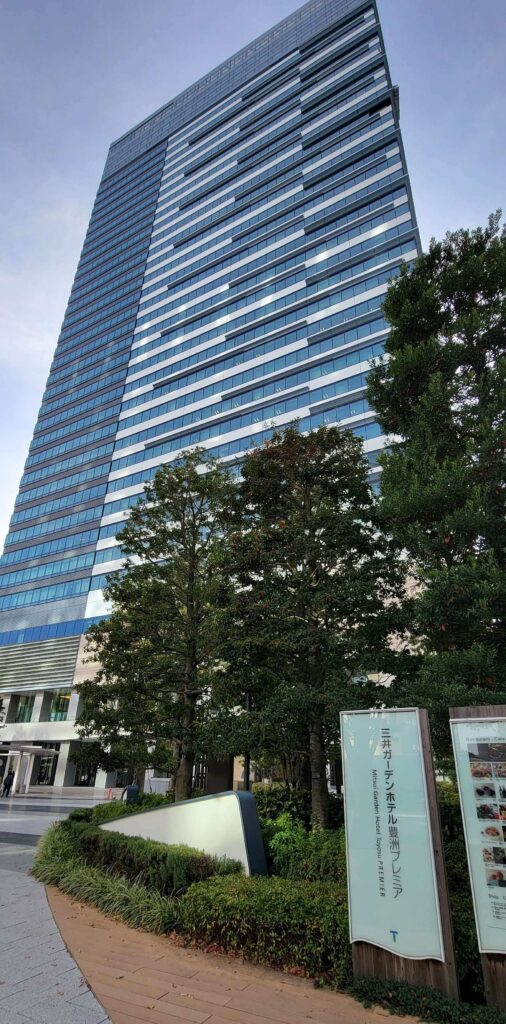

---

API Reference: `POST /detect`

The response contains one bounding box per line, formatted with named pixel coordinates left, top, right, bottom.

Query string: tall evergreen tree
left=367, top=214, right=506, bottom=760
left=210, top=425, right=405, bottom=827
left=77, top=450, right=234, bottom=799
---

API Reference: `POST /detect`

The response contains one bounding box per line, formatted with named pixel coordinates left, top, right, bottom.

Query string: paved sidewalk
left=48, top=886, right=417, bottom=1024
left=0, top=793, right=105, bottom=842
left=0, top=841, right=110, bottom=1024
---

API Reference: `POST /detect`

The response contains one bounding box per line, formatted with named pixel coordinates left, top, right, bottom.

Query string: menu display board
left=451, top=717, right=506, bottom=954
left=341, top=708, right=444, bottom=960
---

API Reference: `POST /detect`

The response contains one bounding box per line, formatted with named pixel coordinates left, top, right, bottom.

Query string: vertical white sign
left=451, top=717, right=506, bottom=954
left=341, top=708, right=444, bottom=960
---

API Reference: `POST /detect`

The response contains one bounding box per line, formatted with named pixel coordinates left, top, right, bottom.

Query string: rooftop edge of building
left=102, top=0, right=370, bottom=180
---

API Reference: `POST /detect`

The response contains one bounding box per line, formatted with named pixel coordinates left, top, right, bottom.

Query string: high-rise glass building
left=0, top=0, right=420, bottom=792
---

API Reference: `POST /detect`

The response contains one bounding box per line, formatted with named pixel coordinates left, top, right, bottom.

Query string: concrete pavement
left=0, top=792, right=101, bottom=843
left=0, top=791, right=111, bottom=1023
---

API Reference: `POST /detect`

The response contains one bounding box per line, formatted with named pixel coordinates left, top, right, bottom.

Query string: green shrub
left=438, top=782, right=464, bottom=843
left=67, top=807, right=93, bottom=823
left=181, top=874, right=351, bottom=988
left=268, top=814, right=347, bottom=884
left=89, top=796, right=168, bottom=825
left=61, top=819, right=241, bottom=896
left=74, top=788, right=207, bottom=826
left=34, top=819, right=80, bottom=868
left=253, top=782, right=343, bottom=828
left=444, top=834, right=483, bottom=1002
left=350, top=977, right=505, bottom=1024
left=263, top=810, right=482, bottom=1003
left=68, top=793, right=172, bottom=826
left=32, top=833, right=177, bottom=934
left=253, top=783, right=312, bottom=824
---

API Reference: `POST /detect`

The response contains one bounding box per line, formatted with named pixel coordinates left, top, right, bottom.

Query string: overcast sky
left=0, top=0, right=504, bottom=546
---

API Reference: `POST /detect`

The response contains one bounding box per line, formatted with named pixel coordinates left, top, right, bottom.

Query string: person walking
left=1, top=768, right=15, bottom=798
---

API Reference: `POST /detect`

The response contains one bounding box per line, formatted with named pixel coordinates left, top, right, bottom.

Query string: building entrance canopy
left=0, top=744, right=59, bottom=794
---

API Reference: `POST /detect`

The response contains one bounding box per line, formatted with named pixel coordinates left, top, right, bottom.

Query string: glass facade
left=48, top=690, right=71, bottom=723
left=15, top=695, right=35, bottom=724
left=0, top=0, right=420, bottom=697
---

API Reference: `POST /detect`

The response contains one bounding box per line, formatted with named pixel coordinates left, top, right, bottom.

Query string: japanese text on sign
left=341, top=709, right=444, bottom=960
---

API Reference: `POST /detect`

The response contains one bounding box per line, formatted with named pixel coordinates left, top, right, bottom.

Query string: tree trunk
left=174, top=692, right=195, bottom=801
left=174, top=746, right=193, bottom=801
left=309, top=714, right=329, bottom=828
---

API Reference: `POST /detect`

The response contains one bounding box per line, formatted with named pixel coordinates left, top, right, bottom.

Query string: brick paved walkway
left=47, top=885, right=416, bottom=1024
left=0, top=842, right=109, bottom=1024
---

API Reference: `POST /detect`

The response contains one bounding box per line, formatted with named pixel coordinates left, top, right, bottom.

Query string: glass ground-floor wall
left=32, top=742, right=60, bottom=786
left=73, top=761, right=97, bottom=786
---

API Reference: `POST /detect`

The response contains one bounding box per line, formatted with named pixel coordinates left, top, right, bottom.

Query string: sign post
left=341, top=708, right=458, bottom=998
left=450, top=705, right=506, bottom=1009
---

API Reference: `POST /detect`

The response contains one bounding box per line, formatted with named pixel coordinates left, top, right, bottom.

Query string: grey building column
left=52, top=742, right=72, bottom=788
left=67, top=690, right=81, bottom=722
left=32, top=691, right=52, bottom=723
left=4, top=695, right=18, bottom=723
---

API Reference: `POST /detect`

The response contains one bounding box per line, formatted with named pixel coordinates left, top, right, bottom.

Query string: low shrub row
left=350, top=977, right=505, bottom=1024
left=181, top=874, right=351, bottom=988
left=60, top=819, right=241, bottom=896
left=68, top=792, right=171, bottom=826
left=69, top=789, right=208, bottom=827
left=33, top=821, right=351, bottom=988
left=33, top=829, right=177, bottom=934
left=260, top=804, right=482, bottom=1004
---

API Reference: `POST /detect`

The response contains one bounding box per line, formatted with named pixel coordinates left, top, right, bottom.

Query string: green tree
left=209, top=425, right=405, bottom=827
left=77, top=449, right=235, bottom=799
left=367, top=214, right=506, bottom=760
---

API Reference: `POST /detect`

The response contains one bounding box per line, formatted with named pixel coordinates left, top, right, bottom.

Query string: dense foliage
left=252, top=782, right=344, bottom=830
left=76, top=450, right=234, bottom=798
left=84, top=794, right=170, bottom=824
left=368, top=214, right=506, bottom=761
left=209, top=425, right=405, bottom=825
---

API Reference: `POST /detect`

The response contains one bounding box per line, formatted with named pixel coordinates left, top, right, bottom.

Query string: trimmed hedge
left=33, top=827, right=177, bottom=933
left=181, top=874, right=351, bottom=988
left=33, top=824, right=352, bottom=988
left=350, top=978, right=506, bottom=1024
left=61, top=819, right=241, bottom=896
left=69, top=794, right=170, bottom=826
left=70, top=790, right=208, bottom=826
left=262, top=800, right=483, bottom=1004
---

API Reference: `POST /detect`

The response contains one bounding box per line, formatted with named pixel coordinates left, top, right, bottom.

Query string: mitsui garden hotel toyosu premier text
left=0, top=0, right=420, bottom=792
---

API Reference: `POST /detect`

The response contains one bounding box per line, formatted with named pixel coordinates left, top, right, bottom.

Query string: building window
left=49, top=689, right=71, bottom=722
left=74, top=763, right=97, bottom=787
left=15, top=695, right=35, bottom=723
left=193, top=760, right=208, bottom=791
left=115, top=768, right=134, bottom=788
